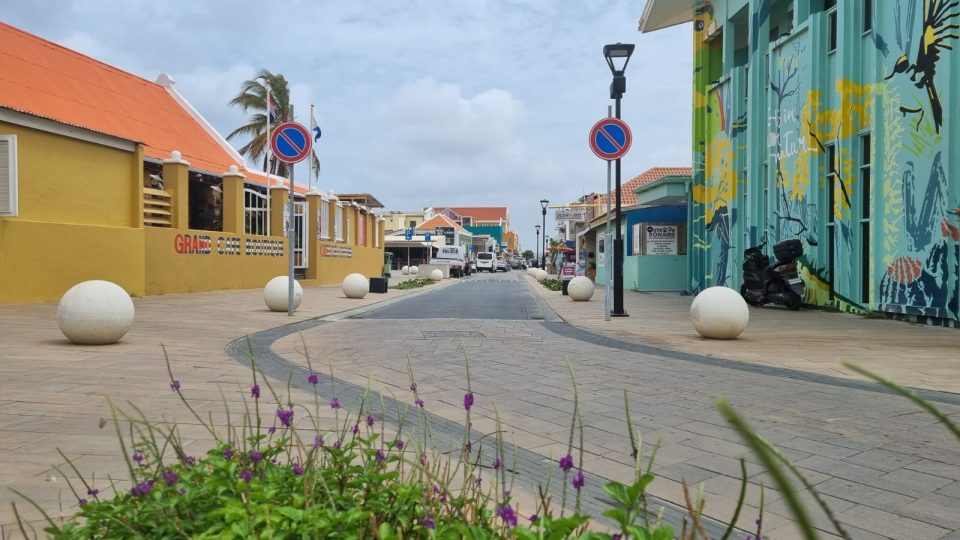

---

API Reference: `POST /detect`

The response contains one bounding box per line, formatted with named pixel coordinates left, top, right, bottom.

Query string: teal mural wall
left=690, top=0, right=959, bottom=326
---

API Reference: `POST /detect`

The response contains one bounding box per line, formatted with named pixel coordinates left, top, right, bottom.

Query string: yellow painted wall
left=0, top=220, right=145, bottom=303
left=0, top=120, right=139, bottom=227
left=144, top=228, right=286, bottom=295
left=313, top=242, right=384, bottom=285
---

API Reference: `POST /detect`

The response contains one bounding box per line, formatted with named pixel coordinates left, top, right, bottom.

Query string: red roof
left=0, top=21, right=298, bottom=192
left=435, top=207, right=508, bottom=223
left=416, top=214, right=467, bottom=233
left=591, top=167, right=691, bottom=223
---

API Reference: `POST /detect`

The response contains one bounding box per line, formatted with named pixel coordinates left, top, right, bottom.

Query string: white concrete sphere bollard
left=410, top=266, right=419, bottom=275
left=264, top=276, right=303, bottom=312
left=401, top=265, right=410, bottom=275
left=57, top=280, right=135, bottom=345
left=430, top=269, right=443, bottom=281
left=568, top=276, right=595, bottom=301
left=527, top=268, right=535, bottom=276
left=535, top=269, right=549, bottom=282
left=690, top=286, right=749, bottom=339
left=342, top=273, right=369, bottom=299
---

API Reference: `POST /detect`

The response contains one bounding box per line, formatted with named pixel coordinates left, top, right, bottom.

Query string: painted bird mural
left=885, top=0, right=959, bottom=133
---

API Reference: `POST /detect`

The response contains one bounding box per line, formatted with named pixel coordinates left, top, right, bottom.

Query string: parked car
left=430, top=246, right=467, bottom=277
left=509, top=258, right=521, bottom=269
left=496, top=259, right=507, bottom=272
left=476, top=252, right=497, bottom=272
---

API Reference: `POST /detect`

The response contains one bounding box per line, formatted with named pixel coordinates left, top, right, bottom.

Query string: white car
left=476, top=252, right=497, bottom=272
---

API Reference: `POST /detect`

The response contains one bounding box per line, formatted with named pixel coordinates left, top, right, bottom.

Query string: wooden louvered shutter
left=0, top=135, right=17, bottom=216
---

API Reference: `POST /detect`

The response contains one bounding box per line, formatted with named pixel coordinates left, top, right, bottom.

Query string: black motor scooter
left=740, top=239, right=806, bottom=310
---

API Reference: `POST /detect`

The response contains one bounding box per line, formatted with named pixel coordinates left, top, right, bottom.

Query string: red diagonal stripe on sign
left=279, top=130, right=304, bottom=155
left=599, top=126, right=624, bottom=151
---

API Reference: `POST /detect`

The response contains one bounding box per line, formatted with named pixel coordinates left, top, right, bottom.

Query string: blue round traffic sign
left=589, top=118, right=632, bottom=161
left=271, top=122, right=312, bottom=164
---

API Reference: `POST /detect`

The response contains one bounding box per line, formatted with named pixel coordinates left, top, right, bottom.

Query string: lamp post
left=540, top=198, right=549, bottom=270
left=535, top=225, right=541, bottom=267
left=603, top=42, right=634, bottom=317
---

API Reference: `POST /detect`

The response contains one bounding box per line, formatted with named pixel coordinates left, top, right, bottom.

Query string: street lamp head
left=603, top=43, right=635, bottom=75
left=540, top=199, right=549, bottom=210
left=535, top=225, right=540, bottom=234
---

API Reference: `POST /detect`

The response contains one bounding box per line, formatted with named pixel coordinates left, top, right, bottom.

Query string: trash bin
left=369, top=277, right=388, bottom=294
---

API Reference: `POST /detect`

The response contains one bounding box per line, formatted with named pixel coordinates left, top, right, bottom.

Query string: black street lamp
left=540, top=198, right=549, bottom=270
left=604, top=42, right=634, bottom=317
left=535, top=225, right=541, bottom=267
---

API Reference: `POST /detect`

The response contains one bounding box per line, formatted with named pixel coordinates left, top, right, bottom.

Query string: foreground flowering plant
left=14, top=340, right=956, bottom=540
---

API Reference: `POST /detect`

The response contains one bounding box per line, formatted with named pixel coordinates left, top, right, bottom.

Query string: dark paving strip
left=357, top=279, right=541, bottom=320
left=541, top=321, right=960, bottom=406
left=225, top=320, right=748, bottom=538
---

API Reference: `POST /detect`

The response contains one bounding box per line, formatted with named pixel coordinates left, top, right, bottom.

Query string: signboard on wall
left=644, top=225, right=678, bottom=255
left=555, top=209, right=587, bottom=222
left=632, top=224, right=641, bottom=255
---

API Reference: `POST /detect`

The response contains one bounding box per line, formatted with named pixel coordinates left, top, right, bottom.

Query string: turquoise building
left=641, top=0, right=960, bottom=326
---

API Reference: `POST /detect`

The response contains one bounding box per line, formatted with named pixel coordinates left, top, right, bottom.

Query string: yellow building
left=0, top=22, right=384, bottom=303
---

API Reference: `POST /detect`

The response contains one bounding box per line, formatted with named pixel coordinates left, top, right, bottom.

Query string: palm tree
left=228, top=69, right=322, bottom=180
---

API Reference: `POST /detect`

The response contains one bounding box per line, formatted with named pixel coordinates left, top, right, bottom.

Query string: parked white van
left=430, top=246, right=467, bottom=277
left=476, top=252, right=497, bottom=272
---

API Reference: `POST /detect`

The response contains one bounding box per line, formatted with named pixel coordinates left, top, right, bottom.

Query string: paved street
left=1, top=272, right=958, bottom=538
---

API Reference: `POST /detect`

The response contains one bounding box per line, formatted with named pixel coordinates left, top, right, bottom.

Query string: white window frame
left=375, top=219, right=381, bottom=248
left=334, top=202, right=343, bottom=241
left=346, top=207, right=352, bottom=244
left=319, top=198, right=331, bottom=239
left=0, top=135, right=18, bottom=217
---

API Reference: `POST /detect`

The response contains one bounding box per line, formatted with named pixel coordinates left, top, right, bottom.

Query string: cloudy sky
left=3, top=0, right=692, bottom=249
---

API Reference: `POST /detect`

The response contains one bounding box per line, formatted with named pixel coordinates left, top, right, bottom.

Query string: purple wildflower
left=330, top=397, right=341, bottom=409
left=223, top=447, right=234, bottom=459
left=419, top=453, right=428, bottom=466
left=333, top=439, right=342, bottom=449
left=292, top=462, right=304, bottom=476
left=132, top=451, right=144, bottom=465
left=465, top=440, right=472, bottom=453
left=250, top=384, right=260, bottom=399
left=250, top=450, right=263, bottom=463
left=131, top=480, right=153, bottom=497
left=558, top=453, right=574, bottom=472
left=351, top=424, right=359, bottom=435
left=308, top=372, right=319, bottom=385
left=78, top=498, right=88, bottom=505
left=433, top=484, right=440, bottom=494
left=496, top=504, right=518, bottom=527
left=239, top=470, right=253, bottom=483
left=366, top=414, right=375, bottom=427
left=163, top=468, right=178, bottom=486
left=529, top=514, right=539, bottom=523
left=169, top=380, right=180, bottom=392
left=185, top=455, right=196, bottom=466
left=393, top=440, right=404, bottom=450
left=313, top=434, right=324, bottom=449
left=572, top=470, right=585, bottom=490
left=375, top=449, right=386, bottom=463
left=613, top=534, right=622, bottom=540
left=420, top=517, right=435, bottom=530
left=276, top=408, right=294, bottom=427
left=179, top=488, right=186, bottom=495
left=86, top=488, right=99, bottom=497
left=492, top=457, right=502, bottom=470
left=410, top=383, right=417, bottom=392
left=415, top=398, right=425, bottom=408
left=268, top=426, right=276, bottom=434
left=463, top=392, right=475, bottom=411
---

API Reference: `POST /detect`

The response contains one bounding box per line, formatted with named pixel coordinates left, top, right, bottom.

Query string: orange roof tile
left=590, top=166, right=692, bottom=224
left=416, top=214, right=468, bottom=233
left=437, top=207, right=508, bottom=222
left=0, top=22, right=242, bottom=175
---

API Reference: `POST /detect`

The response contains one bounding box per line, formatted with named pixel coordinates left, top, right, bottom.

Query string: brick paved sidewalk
left=527, top=277, right=960, bottom=394
left=0, top=280, right=450, bottom=532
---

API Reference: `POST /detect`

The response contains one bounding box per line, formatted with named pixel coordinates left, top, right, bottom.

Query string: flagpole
left=266, top=80, right=273, bottom=235
left=309, top=103, right=314, bottom=192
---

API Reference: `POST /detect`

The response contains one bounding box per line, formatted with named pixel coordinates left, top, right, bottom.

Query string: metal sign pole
left=604, top=105, right=612, bottom=322
left=287, top=160, right=296, bottom=316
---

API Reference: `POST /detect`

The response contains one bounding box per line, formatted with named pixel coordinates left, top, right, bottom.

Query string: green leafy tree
left=522, top=250, right=535, bottom=260
left=227, top=69, right=320, bottom=179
